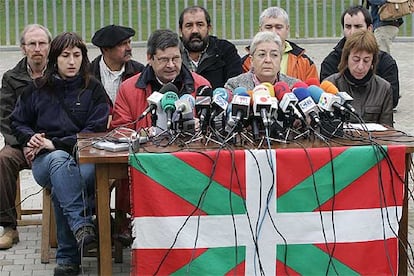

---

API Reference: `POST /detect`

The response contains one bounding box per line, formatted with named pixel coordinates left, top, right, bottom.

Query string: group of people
left=0, top=3, right=403, bottom=276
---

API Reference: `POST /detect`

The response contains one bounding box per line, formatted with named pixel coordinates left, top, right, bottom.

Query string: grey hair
left=249, top=31, right=282, bottom=55
left=259, top=6, right=289, bottom=27
left=20, top=24, right=52, bottom=46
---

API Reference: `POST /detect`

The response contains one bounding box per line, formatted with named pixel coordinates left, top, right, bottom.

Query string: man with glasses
left=0, top=24, right=51, bottom=249
left=110, top=29, right=210, bottom=130
left=179, top=5, right=242, bottom=89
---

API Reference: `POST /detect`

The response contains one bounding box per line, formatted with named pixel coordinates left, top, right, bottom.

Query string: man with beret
left=90, top=24, right=145, bottom=248
left=90, top=24, right=145, bottom=104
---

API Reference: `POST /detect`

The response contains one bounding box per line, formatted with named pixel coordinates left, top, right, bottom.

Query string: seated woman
left=323, top=30, right=393, bottom=127
left=11, top=32, right=109, bottom=275
left=225, top=31, right=298, bottom=91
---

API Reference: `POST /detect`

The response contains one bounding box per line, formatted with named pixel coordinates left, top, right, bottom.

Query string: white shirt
left=99, top=57, right=125, bottom=103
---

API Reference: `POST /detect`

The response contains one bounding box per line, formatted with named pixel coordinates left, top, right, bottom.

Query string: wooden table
left=76, top=130, right=414, bottom=275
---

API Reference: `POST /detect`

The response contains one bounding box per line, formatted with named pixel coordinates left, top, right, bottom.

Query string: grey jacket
left=325, top=72, right=393, bottom=126
left=224, top=71, right=299, bottom=92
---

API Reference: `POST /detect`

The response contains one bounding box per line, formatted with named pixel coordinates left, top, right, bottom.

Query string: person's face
left=347, top=49, right=373, bottom=80
left=103, top=38, right=133, bottom=65
left=180, top=10, right=211, bottom=52
left=259, top=17, right=289, bottom=45
left=148, top=46, right=182, bottom=84
left=343, top=11, right=372, bottom=38
left=57, top=46, right=82, bottom=79
left=251, top=41, right=281, bottom=82
left=21, top=28, right=50, bottom=66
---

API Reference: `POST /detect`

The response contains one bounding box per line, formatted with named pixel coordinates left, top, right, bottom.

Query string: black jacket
left=320, top=37, right=400, bottom=108
left=90, top=55, right=145, bottom=104
left=0, top=57, right=33, bottom=146
left=182, top=35, right=242, bottom=89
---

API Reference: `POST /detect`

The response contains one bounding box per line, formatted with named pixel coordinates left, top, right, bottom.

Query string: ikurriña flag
left=129, top=145, right=406, bottom=275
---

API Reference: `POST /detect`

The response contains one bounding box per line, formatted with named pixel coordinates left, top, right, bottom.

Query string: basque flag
left=129, top=145, right=406, bottom=275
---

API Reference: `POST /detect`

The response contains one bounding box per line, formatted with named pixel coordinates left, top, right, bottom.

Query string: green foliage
left=0, top=0, right=412, bottom=46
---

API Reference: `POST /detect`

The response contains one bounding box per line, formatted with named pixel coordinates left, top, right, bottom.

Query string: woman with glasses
left=11, top=32, right=109, bottom=275
left=225, top=31, right=299, bottom=91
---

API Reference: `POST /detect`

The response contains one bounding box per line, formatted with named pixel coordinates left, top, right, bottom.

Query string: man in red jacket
left=241, top=6, right=319, bottom=82
left=111, top=29, right=210, bottom=130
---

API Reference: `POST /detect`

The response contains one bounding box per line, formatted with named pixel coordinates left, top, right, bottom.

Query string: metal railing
left=1, top=0, right=413, bottom=47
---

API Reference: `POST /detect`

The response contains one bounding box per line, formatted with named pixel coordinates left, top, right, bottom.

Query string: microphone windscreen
left=307, top=85, right=324, bottom=102
left=292, top=81, right=308, bottom=90
left=159, top=82, right=179, bottom=94
left=320, top=80, right=339, bottom=94
left=234, top=86, right=248, bottom=95
left=213, top=87, right=231, bottom=102
left=196, top=85, right=212, bottom=96
left=161, top=91, right=179, bottom=111
left=261, top=82, right=275, bottom=97
left=292, top=87, right=310, bottom=101
left=180, top=94, right=195, bottom=108
left=273, top=81, right=290, bottom=101
left=305, top=77, right=321, bottom=87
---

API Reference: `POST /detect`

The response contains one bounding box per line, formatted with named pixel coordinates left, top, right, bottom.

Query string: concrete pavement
left=0, top=41, right=413, bottom=275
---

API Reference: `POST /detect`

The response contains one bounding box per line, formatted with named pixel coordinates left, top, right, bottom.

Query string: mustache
left=189, top=33, right=202, bottom=40
left=124, top=50, right=132, bottom=57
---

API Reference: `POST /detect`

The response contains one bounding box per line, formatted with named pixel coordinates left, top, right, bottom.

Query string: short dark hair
left=341, top=5, right=372, bottom=28
left=147, top=29, right=183, bottom=57
left=178, top=5, right=211, bottom=29
left=46, top=32, right=90, bottom=88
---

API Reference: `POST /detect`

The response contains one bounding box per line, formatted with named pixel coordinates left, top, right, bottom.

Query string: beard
left=182, top=33, right=208, bottom=52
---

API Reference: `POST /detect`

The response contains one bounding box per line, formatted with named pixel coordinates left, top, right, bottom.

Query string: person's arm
left=110, top=79, right=139, bottom=130
left=0, top=72, right=20, bottom=145
left=377, top=52, right=400, bottom=108
left=380, top=84, right=394, bottom=127
left=368, top=0, right=387, bottom=5
left=320, top=52, right=339, bottom=81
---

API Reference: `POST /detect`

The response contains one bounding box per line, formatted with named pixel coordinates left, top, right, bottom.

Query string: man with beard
left=0, top=24, right=51, bottom=249
left=179, top=6, right=242, bottom=89
left=90, top=24, right=145, bottom=104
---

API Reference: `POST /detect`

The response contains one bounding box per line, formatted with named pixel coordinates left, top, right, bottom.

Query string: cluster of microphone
left=136, top=78, right=362, bottom=146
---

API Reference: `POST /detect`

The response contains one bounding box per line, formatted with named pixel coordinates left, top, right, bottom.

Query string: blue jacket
left=11, top=74, right=109, bottom=154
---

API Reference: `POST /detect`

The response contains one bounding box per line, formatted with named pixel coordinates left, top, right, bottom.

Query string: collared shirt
left=183, top=43, right=209, bottom=72
left=26, top=63, right=46, bottom=79
left=280, top=41, right=293, bottom=75
left=99, top=57, right=125, bottom=102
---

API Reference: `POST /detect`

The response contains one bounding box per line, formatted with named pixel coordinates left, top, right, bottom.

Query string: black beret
left=92, top=25, right=135, bottom=48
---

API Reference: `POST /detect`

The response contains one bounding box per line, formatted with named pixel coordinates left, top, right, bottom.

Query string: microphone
left=274, top=81, right=303, bottom=120
left=252, top=86, right=272, bottom=127
left=261, top=82, right=275, bottom=97
left=175, top=94, right=195, bottom=115
left=195, top=86, right=212, bottom=129
left=292, top=87, right=320, bottom=126
left=305, top=77, right=321, bottom=87
left=292, top=81, right=308, bottom=90
left=137, top=91, right=164, bottom=121
left=160, top=91, right=179, bottom=129
left=212, top=87, right=231, bottom=102
left=159, top=82, right=179, bottom=94
left=320, top=80, right=339, bottom=94
left=231, top=93, right=251, bottom=123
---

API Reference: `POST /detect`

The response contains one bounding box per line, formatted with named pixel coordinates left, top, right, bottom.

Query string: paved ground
left=0, top=41, right=414, bottom=275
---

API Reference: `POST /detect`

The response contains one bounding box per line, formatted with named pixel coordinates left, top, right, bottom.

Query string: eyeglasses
left=23, top=41, right=49, bottom=50
left=253, top=51, right=280, bottom=61
left=154, top=56, right=182, bottom=66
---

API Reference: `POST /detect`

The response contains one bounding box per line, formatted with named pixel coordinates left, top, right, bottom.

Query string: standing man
left=320, top=5, right=400, bottom=109
left=179, top=6, right=242, bottom=89
left=241, top=6, right=319, bottom=82
left=0, top=24, right=51, bottom=249
left=366, top=0, right=404, bottom=54
left=90, top=24, right=145, bottom=104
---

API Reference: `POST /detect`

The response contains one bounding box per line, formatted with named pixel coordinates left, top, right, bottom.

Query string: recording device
left=195, top=85, right=213, bottom=131
left=231, top=94, right=251, bottom=122
left=137, top=92, right=163, bottom=121
left=274, top=81, right=303, bottom=119
left=252, top=86, right=272, bottom=127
